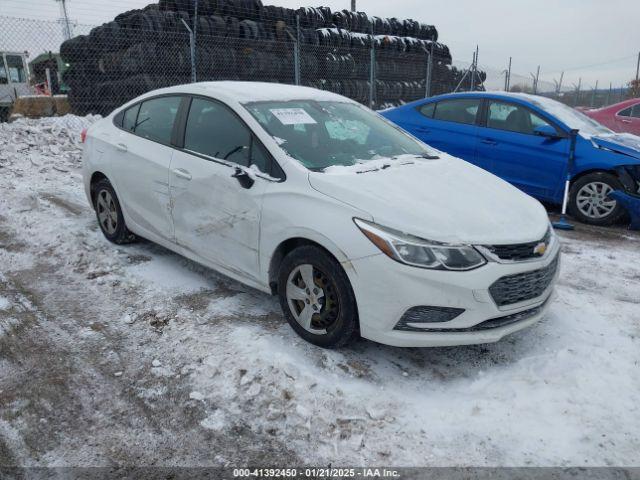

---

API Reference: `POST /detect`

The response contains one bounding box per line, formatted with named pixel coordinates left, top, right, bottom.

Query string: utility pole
left=607, top=82, right=612, bottom=106
left=351, top=0, right=356, bottom=12
left=55, top=0, right=73, bottom=40
left=530, top=66, right=540, bottom=95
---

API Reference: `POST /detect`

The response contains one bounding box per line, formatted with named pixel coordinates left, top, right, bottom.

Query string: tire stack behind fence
left=60, top=1, right=485, bottom=115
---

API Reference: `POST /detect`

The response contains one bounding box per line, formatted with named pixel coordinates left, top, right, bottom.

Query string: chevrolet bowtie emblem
left=533, top=242, right=547, bottom=256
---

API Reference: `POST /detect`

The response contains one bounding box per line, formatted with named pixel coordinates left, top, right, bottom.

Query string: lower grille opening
left=395, top=300, right=548, bottom=334
left=394, top=306, right=465, bottom=332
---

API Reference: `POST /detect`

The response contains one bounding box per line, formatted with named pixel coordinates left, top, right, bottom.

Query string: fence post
left=45, top=68, right=53, bottom=96
left=181, top=18, right=197, bottom=83
left=470, top=51, right=476, bottom=91
left=294, top=14, right=301, bottom=86
left=369, top=26, right=376, bottom=109
left=425, top=43, right=433, bottom=98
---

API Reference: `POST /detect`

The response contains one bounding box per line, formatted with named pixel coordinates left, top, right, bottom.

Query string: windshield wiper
left=407, top=153, right=440, bottom=160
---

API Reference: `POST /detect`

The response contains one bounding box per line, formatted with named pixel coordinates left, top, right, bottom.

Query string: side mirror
left=231, top=167, right=255, bottom=189
left=534, top=125, right=562, bottom=139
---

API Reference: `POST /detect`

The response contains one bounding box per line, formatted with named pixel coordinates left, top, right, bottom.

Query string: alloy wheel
left=576, top=182, right=617, bottom=220
left=285, top=264, right=340, bottom=335
left=96, top=189, right=118, bottom=235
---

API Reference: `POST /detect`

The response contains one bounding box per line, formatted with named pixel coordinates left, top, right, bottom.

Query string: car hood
left=308, top=156, right=549, bottom=245
left=591, top=134, right=640, bottom=161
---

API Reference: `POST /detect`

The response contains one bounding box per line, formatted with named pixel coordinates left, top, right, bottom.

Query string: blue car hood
left=591, top=134, right=640, bottom=161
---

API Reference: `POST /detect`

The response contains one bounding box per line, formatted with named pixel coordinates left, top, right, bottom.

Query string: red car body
left=582, top=98, right=640, bottom=136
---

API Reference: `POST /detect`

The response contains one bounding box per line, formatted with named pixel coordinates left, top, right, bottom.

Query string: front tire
left=92, top=178, right=136, bottom=244
left=277, top=245, right=358, bottom=348
left=568, top=172, right=626, bottom=226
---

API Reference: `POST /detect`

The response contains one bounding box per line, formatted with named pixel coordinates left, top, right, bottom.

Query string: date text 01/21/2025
left=232, top=468, right=401, bottom=478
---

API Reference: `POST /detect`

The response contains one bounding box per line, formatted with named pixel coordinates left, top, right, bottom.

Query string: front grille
left=484, top=228, right=551, bottom=262
left=489, top=255, right=559, bottom=307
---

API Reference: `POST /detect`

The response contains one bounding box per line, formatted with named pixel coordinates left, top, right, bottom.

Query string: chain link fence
left=0, top=4, right=486, bottom=118
left=6, top=3, right=631, bottom=120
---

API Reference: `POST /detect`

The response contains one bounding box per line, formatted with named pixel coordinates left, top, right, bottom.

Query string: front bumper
left=346, top=235, right=560, bottom=347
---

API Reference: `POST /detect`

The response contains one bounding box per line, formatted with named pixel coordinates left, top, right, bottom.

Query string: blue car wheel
left=569, top=172, right=626, bottom=226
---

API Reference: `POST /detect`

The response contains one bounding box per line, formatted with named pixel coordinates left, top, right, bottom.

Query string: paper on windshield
left=270, top=108, right=317, bottom=125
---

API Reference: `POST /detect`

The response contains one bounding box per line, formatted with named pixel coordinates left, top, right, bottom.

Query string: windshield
left=244, top=100, right=438, bottom=170
left=529, top=96, right=612, bottom=138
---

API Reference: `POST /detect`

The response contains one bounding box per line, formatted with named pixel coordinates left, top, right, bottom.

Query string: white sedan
left=82, top=81, right=560, bottom=348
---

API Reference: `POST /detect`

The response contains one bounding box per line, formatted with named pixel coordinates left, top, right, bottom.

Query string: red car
left=582, top=98, right=640, bottom=136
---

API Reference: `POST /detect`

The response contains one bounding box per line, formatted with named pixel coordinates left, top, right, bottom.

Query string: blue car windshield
left=244, top=100, right=439, bottom=171
left=528, top=96, right=612, bottom=138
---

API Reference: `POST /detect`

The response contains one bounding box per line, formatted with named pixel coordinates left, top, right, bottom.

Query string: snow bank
left=0, top=114, right=100, bottom=166
left=0, top=296, right=10, bottom=310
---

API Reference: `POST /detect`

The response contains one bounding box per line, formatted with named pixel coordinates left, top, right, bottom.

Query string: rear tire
left=277, top=245, right=358, bottom=348
left=568, top=172, right=626, bottom=226
left=92, top=178, right=137, bottom=244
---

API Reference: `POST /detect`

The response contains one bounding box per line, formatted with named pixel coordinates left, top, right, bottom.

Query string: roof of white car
left=159, top=81, right=353, bottom=104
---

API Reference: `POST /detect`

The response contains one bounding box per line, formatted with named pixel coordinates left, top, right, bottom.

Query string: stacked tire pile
left=60, top=0, right=484, bottom=115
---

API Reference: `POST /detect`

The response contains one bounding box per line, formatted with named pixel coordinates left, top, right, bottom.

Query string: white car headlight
left=354, top=218, right=487, bottom=271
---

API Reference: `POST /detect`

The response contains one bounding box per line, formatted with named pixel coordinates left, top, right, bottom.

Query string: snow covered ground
left=0, top=115, right=639, bottom=467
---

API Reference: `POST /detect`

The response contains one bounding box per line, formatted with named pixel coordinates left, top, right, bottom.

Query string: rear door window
left=418, top=102, right=435, bottom=118
left=618, top=107, right=632, bottom=117
left=122, top=104, right=140, bottom=132
left=135, top=96, right=182, bottom=144
left=433, top=99, right=480, bottom=125
left=632, top=105, right=640, bottom=118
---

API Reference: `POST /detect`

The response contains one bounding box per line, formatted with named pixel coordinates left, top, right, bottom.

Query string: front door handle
left=416, top=126, right=431, bottom=134
left=116, top=143, right=128, bottom=152
left=481, top=138, right=498, bottom=145
left=172, top=168, right=192, bottom=181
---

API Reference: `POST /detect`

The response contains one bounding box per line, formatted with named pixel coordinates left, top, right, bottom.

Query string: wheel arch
left=267, top=236, right=349, bottom=296
left=570, top=167, right=625, bottom=189
left=89, top=171, right=109, bottom=206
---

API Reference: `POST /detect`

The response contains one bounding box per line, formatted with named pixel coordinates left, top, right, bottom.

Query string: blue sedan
left=382, top=92, right=640, bottom=226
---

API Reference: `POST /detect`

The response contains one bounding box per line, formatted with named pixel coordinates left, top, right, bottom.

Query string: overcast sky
left=2, top=0, right=639, bottom=89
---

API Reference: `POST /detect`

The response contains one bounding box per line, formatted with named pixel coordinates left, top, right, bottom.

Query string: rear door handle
left=481, top=138, right=498, bottom=145
left=620, top=119, right=632, bottom=124
left=116, top=142, right=128, bottom=152
left=172, top=168, right=192, bottom=181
